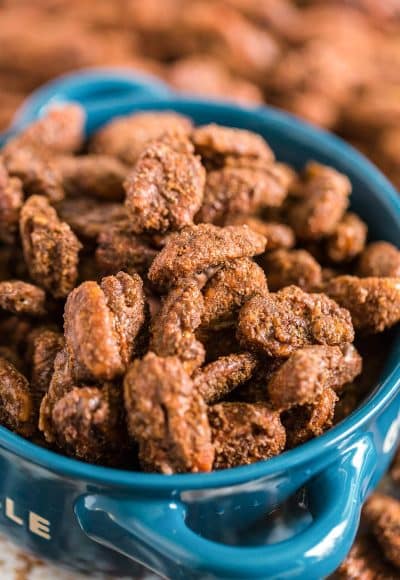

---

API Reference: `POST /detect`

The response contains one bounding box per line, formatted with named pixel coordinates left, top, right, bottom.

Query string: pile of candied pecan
left=0, top=104, right=399, bottom=475
left=0, top=0, right=400, bottom=191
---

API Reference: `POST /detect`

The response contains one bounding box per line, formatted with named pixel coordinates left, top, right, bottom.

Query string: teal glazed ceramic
left=0, top=69, right=399, bottom=580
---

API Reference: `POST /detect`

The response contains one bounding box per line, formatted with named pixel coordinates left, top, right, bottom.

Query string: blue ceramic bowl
left=0, top=69, right=399, bottom=580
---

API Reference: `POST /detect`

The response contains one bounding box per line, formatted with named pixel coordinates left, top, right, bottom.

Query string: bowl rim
left=1, top=97, right=400, bottom=490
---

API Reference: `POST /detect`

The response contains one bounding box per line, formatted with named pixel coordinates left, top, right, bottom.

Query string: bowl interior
left=1, top=97, right=399, bottom=489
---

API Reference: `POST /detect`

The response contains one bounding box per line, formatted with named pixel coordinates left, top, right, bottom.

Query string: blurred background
left=0, top=0, right=399, bottom=189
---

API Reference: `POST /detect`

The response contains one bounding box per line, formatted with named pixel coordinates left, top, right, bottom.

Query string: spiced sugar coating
left=148, top=224, right=267, bottom=290
left=192, top=123, right=274, bottom=167
left=325, top=275, right=400, bottom=334
left=89, top=111, right=193, bottom=165
left=267, top=344, right=362, bottom=411
left=0, top=280, right=46, bottom=316
left=227, top=216, right=295, bottom=251
left=124, top=137, right=205, bottom=234
left=51, top=383, right=128, bottom=465
left=237, top=286, right=354, bottom=358
left=39, top=348, right=75, bottom=442
left=335, top=534, right=399, bottom=580
left=262, top=249, right=322, bottom=292
left=201, top=258, right=268, bottom=330
left=209, top=402, right=286, bottom=469
left=26, top=328, right=64, bottom=399
left=56, top=198, right=127, bottom=241
left=4, top=147, right=64, bottom=202
left=3, top=105, right=85, bottom=156
left=57, top=154, right=128, bottom=201
left=0, top=160, right=23, bottom=243
left=64, top=271, right=146, bottom=382
left=326, top=212, right=367, bottom=263
left=193, top=352, right=258, bottom=403
left=96, top=221, right=158, bottom=275
left=363, top=493, right=400, bottom=569
left=0, top=356, right=35, bottom=437
left=196, top=165, right=288, bottom=226
left=287, top=162, right=351, bottom=240
left=282, top=386, right=338, bottom=448
left=150, top=278, right=205, bottom=375
left=357, top=241, right=400, bottom=278
left=19, top=195, right=82, bottom=298
left=123, top=353, right=214, bottom=474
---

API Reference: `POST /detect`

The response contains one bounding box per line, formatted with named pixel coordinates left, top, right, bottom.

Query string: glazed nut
left=0, top=280, right=46, bottom=316
left=20, top=195, right=82, bottom=298
left=267, top=344, right=362, bottom=410
left=64, top=271, right=146, bottom=381
left=125, top=138, right=205, bottom=234
left=123, top=353, right=214, bottom=474
left=201, top=257, right=268, bottom=330
left=237, top=285, right=354, bottom=357
left=0, top=356, right=35, bottom=437
left=208, top=402, right=286, bottom=469
left=148, top=223, right=267, bottom=290
left=325, top=275, right=400, bottom=334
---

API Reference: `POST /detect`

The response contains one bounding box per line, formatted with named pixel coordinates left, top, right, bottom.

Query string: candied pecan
left=0, top=159, right=23, bottom=243
left=167, top=55, right=263, bottom=105
left=56, top=198, right=127, bottom=240
left=335, top=533, right=399, bottom=580
left=262, top=249, right=322, bottom=292
left=193, top=352, right=258, bottom=403
left=237, top=286, right=354, bottom=357
left=123, top=353, right=214, bottom=474
left=181, top=2, right=279, bottom=81
left=4, top=148, right=64, bottom=202
left=357, top=241, right=400, bottom=278
left=209, top=402, right=285, bottom=469
left=227, top=216, right=296, bottom=251
left=0, top=356, right=35, bottom=437
left=282, top=387, right=338, bottom=448
left=96, top=221, right=157, bottom=275
left=196, top=165, right=288, bottom=226
left=27, top=328, right=64, bottom=399
left=201, top=258, right=268, bottom=329
left=64, top=271, right=145, bottom=381
left=325, top=275, right=400, bottom=334
left=326, top=212, right=367, bottom=263
left=148, top=224, right=267, bottom=290
left=150, top=278, right=205, bottom=375
left=89, top=111, right=193, bottom=165
left=287, top=162, right=351, bottom=240
left=0, top=280, right=46, bottom=316
left=3, top=104, right=85, bottom=155
left=39, top=348, right=74, bottom=442
left=20, top=195, right=82, bottom=298
left=363, top=493, right=400, bottom=569
left=192, top=123, right=274, bottom=168
left=124, top=138, right=205, bottom=234
left=267, top=344, right=362, bottom=411
left=57, top=154, right=128, bottom=201
left=51, top=383, right=128, bottom=465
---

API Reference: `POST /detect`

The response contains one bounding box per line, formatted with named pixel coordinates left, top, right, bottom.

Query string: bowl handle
left=0, top=67, right=172, bottom=145
left=75, top=434, right=376, bottom=579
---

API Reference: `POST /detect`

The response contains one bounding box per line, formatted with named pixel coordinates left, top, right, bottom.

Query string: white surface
left=0, top=533, right=144, bottom=579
